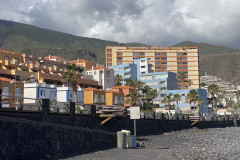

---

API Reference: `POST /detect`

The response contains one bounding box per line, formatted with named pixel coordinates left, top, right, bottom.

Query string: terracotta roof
left=87, top=66, right=110, bottom=71
left=84, top=87, right=104, bottom=91
left=68, top=59, right=95, bottom=64
left=0, top=49, right=22, bottom=55
left=78, top=78, right=101, bottom=86
left=44, top=56, right=67, bottom=60
left=106, top=90, right=122, bottom=93
left=112, top=86, right=135, bottom=89
left=0, top=77, right=22, bottom=83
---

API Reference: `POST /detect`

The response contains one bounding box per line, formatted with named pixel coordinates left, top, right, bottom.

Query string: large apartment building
left=106, top=46, right=199, bottom=89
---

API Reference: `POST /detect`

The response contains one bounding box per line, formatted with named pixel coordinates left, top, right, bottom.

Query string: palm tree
left=114, top=74, right=123, bottom=86
left=134, top=80, right=145, bottom=96
left=125, top=78, right=134, bottom=87
left=178, top=72, right=186, bottom=89
left=187, top=79, right=193, bottom=88
left=186, top=89, right=198, bottom=115
left=62, top=63, right=84, bottom=109
left=173, top=94, right=182, bottom=111
left=124, top=91, right=139, bottom=106
left=208, top=84, right=220, bottom=110
left=161, top=95, right=174, bottom=119
left=196, top=97, right=203, bottom=116
left=142, top=85, right=151, bottom=94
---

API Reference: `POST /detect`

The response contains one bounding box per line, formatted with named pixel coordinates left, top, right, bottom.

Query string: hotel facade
left=106, top=46, right=199, bottom=89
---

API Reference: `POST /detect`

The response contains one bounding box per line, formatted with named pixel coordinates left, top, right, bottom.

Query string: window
left=177, top=62, right=182, bottom=65
left=3, top=87, right=9, bottom=96
left=139, top=52, right=145, bottom=56
left=107, top=59, right=111, bottom=62
left=15, top=88, right=21, bottom=97
left=107, top=49, right=112, bottom=53
left=183, top=62, right=188, bottom=65
left=117, top=53, right=123, bottom=56
left=4, top=57, right=9, bottom=61
left=141, top=66, right=145, bottom=68
left=101, top=95, right=105, bottom=103
left=155, top=62, right=160, bottom=65
left=94, top=71, right=97, bottom=75
left=162, top=57, right=167, bottom=60
left=162, top=53, right=167, bottom=56
left=120, top=97, right=123, bottom=104
left=141, top=72, right=145, bottom=74
left=141, top=60, right=145, bottom=63
left=107, top=54, right=112, bottom=57
left=40, top=90, right=45, bottom=98
left=155, top=57, right=160, bottom=60
left=183, top=53, right=187, bottom=55
left=182, top=94, right=185, bottom=96
left=177, top=53, right=182, bottom=56
left=133, top=52, right=139, bottom=56
left=177, top=57, right=182, bottom=60
left=162, top=62, right=167, bottom=65
left=50, top=91, right=55, bottom=101
left=155, top=53, right=160, bottom=56
left=115, top=96, right=118, bottom=104
left=106, top=71, right=110, bottom=77
left=155, top=67, right=160, bottom=70
left=94, top=94, right=98, bottom=103
left=183, top=57, right=187, bottom=61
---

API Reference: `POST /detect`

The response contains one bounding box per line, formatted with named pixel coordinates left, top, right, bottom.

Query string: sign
left=130, top=106, right=140, bottom=119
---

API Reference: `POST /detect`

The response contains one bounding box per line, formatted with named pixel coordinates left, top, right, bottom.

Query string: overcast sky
left=0, top=0, right=240, bottom=48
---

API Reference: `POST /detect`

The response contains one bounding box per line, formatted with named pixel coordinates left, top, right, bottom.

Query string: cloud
left=0, top=0, right=240, bottom=48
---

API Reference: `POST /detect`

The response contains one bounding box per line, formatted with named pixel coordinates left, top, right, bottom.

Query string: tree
left=142, top=85, right=151, bottom=94
left=226, top=99, right=234, bottom=108
left=124, top=91, right=139, bottom=106
left=187, top=79, right=193, bottom=88
left=161, top=95, right=174, bottom=119
left=208, top=84, right=220, bottom=111
left=186, top=89, right=199, bottom=115
left=125, top=78, right=134, bottom=87
left=62, top=63, right=84, bottom=109
left=178, top=72, right=187, bottom=89
left=196, top=97, right=203, bottom=116
left=114, top=74, right=123, bottom=86
left=173, top=94, right=182, bottom=111
left=134, top=80, right=145, bottom=96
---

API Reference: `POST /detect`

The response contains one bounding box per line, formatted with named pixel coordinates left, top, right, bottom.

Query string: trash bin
left=121, top=130, right=131, bottom=148
left=130, top=135, right=136, bottom=148
left=117, top=131, right=126, bottom=148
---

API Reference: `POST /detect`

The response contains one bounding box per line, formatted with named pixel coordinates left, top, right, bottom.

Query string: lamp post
left=15, top=62, right=24, bottom=110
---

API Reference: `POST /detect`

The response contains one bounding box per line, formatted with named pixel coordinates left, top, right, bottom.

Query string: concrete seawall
left=0, top=116, right=116, bottom=160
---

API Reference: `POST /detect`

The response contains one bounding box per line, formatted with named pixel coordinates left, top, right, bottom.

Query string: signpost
left=130, top=106, right=140, bottom=136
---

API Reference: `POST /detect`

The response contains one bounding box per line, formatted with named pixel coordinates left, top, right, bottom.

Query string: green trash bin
left=117, top=131, right=126, bottom=148
left=121, top=130, right=131, bottom=148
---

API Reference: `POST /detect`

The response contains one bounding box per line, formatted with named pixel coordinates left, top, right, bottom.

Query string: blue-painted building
left=109, top=63, right=137, bottom=85
left=166, top=89, right=208, bottom=115
left=133, top=58, right=153, bottom=80
left=140, top=71, right=178, bottom=106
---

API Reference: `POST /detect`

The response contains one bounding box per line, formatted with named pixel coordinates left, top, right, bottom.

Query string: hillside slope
left=1, top=19, right=240, bottom=82
left=0, top=19, right=146, bottom=64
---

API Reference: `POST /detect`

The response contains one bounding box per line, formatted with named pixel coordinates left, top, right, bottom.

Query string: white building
left=86, top=66, right=114, bottom=90
left=57, top=86, right=84, bottom=106
left=24, top=83, right=57, bottom=104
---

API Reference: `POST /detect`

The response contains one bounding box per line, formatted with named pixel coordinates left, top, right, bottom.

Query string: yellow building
left=68, top=59, right=96, bottom=70
left=105, top=90, right=124, bottom=106
left=0, top=77, right=24, bottom=109
left=106, top=46, right=199, bottom=89
left=84, top=88, right=105, bottom=105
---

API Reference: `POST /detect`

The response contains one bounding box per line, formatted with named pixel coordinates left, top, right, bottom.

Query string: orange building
left=106, top=46, right=199, bottom=89
left=84, top=88, right=105, bottom=105
left=112, top=86, right=136, bottom=107
left=105, top=90, right=124, bottom=106
left=0, top=77, right=24, bottom=109
left=68, top=59, right=96, bottom=70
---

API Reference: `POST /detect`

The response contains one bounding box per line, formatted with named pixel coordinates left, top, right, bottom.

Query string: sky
left=0, top=0, right=240, bottom=49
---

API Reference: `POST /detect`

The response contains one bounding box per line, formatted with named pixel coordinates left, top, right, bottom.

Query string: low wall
left=0, top=116, right=116, bottom=160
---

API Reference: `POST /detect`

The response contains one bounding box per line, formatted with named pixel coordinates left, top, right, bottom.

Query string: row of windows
left=156, top=62, right=167, bottom=65
left=155, top=57, right=167, bottom=60
left=177, top=57, right=187, bottom=60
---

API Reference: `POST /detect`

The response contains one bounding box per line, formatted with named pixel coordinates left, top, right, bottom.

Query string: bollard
left=41, top=99, right=50, bottom=122
left=234, top=116, right=238, bottom=127
left=69, top=102, right=75, bottom=125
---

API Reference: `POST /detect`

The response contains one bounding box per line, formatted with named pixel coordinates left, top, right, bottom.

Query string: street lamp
left=14, top=62, right=24, bottom=110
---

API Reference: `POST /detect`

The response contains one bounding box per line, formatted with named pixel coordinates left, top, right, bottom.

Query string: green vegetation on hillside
left=1, top=19, right=240, bottom=83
